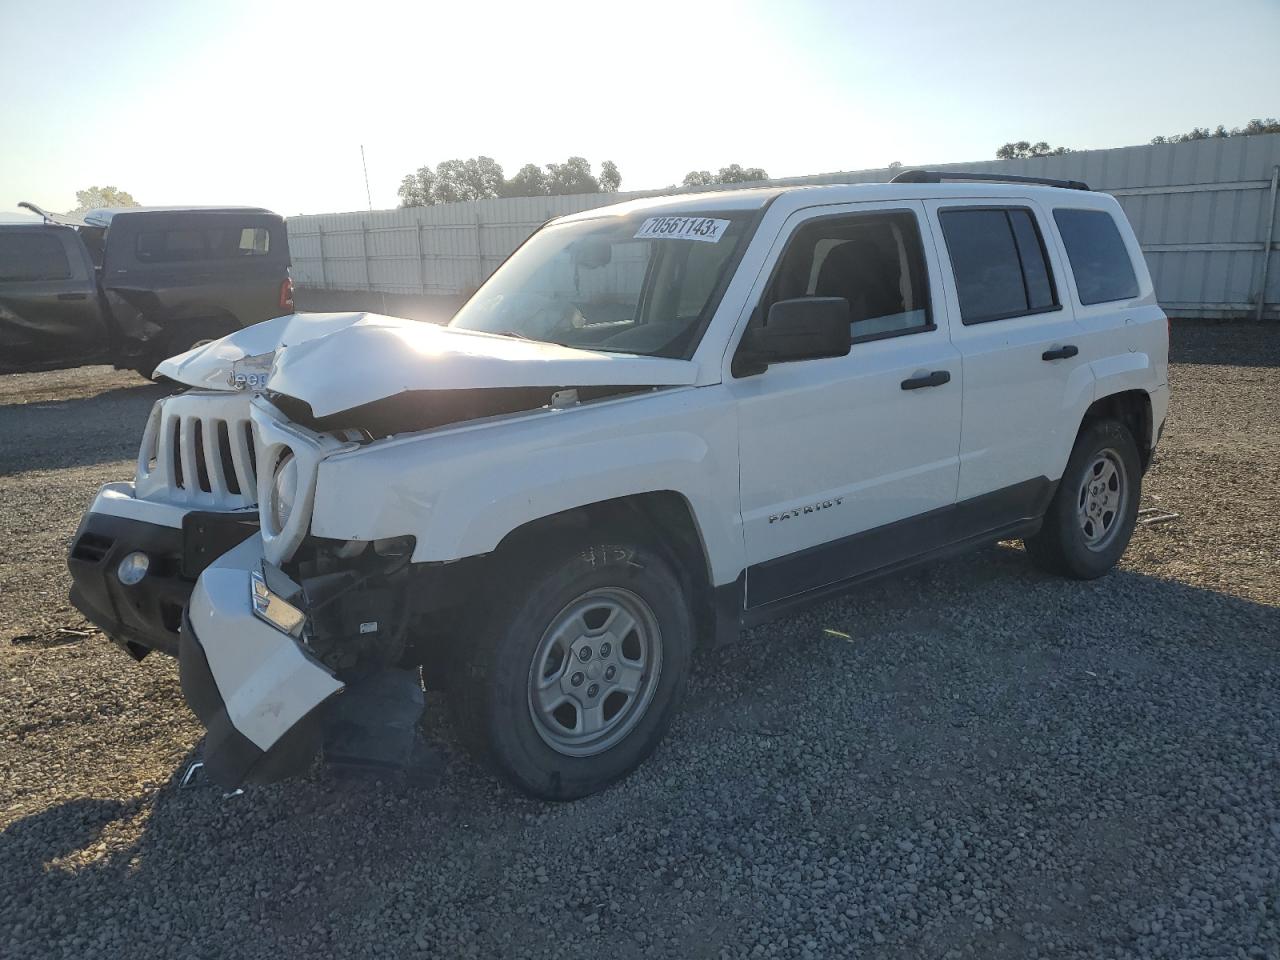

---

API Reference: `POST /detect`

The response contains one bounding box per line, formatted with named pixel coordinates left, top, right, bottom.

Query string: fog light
left=117, top=551, right=150, bottom=586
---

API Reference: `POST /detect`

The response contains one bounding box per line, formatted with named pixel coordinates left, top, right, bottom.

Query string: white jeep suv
left=68, top=172, right=1169, bottom=799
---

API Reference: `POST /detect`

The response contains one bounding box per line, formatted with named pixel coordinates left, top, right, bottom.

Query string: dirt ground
left=0, top=323, right=1277, bottom=960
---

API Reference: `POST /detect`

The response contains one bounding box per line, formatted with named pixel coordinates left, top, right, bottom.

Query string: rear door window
left=0, top=232, right=72, bottom=281
left=1053, top=209, right=1139, bottom=304
left=939, top=207, right=1059, bottom=324
left=135, top=223, right=273, bottom=263
left=136, top=229, right=205, bottom=262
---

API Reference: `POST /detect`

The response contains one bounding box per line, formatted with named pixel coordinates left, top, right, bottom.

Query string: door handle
left=56, top=292, right=88, bottom=301
left=1042, top=344, right=1079, bottom=361
left=900, top=370, right=951, bottom=390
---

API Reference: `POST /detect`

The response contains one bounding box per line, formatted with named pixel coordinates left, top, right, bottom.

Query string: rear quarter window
left=0, top=232, right=72, bottom=281
left=1052, top=209, right=1139, bottom=305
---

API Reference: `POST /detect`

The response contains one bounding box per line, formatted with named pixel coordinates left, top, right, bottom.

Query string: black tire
left=451, top=535, right=693, bottom=800
left=1024, top=418, right=1142, bottom=579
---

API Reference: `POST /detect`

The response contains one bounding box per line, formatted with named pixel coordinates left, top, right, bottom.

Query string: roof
left=556, top=179, right=1112, bottom=223
left=82, top=205, right=276, bottom=226
left=557, top=187, right=787, bottom=222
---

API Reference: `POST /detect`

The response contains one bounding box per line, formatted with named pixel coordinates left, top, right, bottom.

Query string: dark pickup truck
left=0, top=204, right=293, bottom=376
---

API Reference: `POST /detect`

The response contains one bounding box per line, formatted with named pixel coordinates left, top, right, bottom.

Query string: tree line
left=397, top=156, right=622, bottom=207
left=1150, top=118, right=1279, bottom=144
left=997, top=118, right=1279, bottom=158
left=397, top=157, right=774, bottom=207
left=681, top=164, right=769, bottom=187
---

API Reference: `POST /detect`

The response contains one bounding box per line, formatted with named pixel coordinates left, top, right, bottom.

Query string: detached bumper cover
left=179, top=536, right=343, bottom=788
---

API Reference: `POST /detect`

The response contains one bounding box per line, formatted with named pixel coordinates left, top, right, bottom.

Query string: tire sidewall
left=478, top=540, right=692, bottom=800
left=1050, top=419, right=1142, bottom=578
left=167, top=316, right=239, bottom=356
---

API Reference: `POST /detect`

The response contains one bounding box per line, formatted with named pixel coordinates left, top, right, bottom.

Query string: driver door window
left=765, top=209, right=934, bottom=343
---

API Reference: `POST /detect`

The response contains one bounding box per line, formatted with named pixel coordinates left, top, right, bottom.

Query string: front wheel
left=451, top=537, right=693, bottom=800
left=1024, top=418, right=1142, bottom=579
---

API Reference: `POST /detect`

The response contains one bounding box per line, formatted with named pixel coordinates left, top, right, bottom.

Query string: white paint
left=158, top=311, right=699, bottom=419
left=730, top=200, right=962, bottom=569
left=307, top=384, right=746, bottom=582
left=103, top=185, right=1170, bottom=597
left=923, top=196, right=1092, bottom=499
left=251, top=396, right=357, bottom=567
left=268, top=184, right=1167, bottom=581
left=187, top=535, right=343, bottom=753
left=267, top=317, right=699, bottom=418
left=134, top=390, right=257, bottom=510
left=147, top=180, right=1173, bottom=767
left=153, top=312, right=369, bottom=390
left=85, top=481, right=196, bottom=529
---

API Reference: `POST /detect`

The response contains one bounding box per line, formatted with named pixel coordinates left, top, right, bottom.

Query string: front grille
left=135, top=391, right=258, bottom=509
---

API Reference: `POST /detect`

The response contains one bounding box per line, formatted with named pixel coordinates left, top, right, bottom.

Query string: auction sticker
left=634, top=216, right=730, bottom=243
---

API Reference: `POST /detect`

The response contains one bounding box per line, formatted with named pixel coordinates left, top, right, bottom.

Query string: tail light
left=279, top=274, right=295, bottom=313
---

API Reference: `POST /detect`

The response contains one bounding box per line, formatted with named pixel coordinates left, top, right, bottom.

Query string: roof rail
left=890, top=170, right=1091, bottom=191
left=17, top=202, right=88, bottom=227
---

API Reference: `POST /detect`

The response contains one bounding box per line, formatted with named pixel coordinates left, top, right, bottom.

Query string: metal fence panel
left=288, top=133, right=1280, bottom=318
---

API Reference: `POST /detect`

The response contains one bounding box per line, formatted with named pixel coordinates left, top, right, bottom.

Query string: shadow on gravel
left=1171, top=320, right=1280, bottom=368
left=0, top=382, right=171, bottom=475
left=2, top=549, right=1278, bottom=958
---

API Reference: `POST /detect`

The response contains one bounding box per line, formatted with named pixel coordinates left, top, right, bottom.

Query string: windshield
left=449, top=212, right=753, bottom=357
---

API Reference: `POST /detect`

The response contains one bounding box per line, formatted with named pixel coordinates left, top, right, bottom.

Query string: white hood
left=155, top=313, right=699, bottom=417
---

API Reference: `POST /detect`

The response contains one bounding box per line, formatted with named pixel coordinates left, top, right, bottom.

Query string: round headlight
left=270, top=454, right=299, bottom=532
left=117, top=551, right=150, bottom=586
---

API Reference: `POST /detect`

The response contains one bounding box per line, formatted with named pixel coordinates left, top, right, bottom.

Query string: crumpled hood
left=154, top=312, right=362, bottom=391
left=155, top=312, right=699, bottom=417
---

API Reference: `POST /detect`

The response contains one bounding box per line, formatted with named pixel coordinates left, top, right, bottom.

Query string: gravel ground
left=1, top=323, right=1277, bottom=960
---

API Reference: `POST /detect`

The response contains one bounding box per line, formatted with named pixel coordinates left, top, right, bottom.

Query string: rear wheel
left=1024, top=418, right=1142, bottom=579
left=451, top=536, right=693, bottom=800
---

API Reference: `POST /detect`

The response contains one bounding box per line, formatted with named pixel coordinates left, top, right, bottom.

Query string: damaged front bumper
left=179, top=535, right=344, bottom=788
left=68, top=482, right=257, bottom=658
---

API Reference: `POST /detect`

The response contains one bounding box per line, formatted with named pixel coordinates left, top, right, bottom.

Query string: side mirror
left=736, top=297, right=851, bottom=375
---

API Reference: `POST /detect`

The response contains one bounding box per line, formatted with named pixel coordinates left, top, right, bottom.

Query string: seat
left=815, top=240, right=904, bottom=323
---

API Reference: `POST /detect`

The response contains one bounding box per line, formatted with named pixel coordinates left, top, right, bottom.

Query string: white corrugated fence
left=288, top=134, right=1280, bottom=320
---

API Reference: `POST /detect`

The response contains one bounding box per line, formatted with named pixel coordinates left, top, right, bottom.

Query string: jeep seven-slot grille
left=164, top=412, right=257, bottom=499
left=135, top=392, right=258, bottom=510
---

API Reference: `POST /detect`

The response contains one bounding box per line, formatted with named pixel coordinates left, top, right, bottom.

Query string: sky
left=1, top=0, right=1277, bottom=217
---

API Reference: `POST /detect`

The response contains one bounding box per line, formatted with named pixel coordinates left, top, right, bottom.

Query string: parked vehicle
left=1, top=204, right=292, bottom=375
left=67, top=173, right=1169, bottom=798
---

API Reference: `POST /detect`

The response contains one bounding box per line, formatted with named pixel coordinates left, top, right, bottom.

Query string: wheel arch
left=488, top=491, right=719, bottom=649
left=1080, top=388, right=1154, bottom=471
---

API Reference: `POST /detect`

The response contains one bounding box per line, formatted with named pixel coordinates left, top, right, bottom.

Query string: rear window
left=135, top=225, right=272, bottom=263
left=939, top=207, right=1059, bottom=324
left=1053, top=209, right=1139, bottom=305
left=0, top=233, right=72, bottom=282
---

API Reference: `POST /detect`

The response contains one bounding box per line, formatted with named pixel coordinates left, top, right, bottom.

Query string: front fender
left=310, top=387, right=744, bottom=585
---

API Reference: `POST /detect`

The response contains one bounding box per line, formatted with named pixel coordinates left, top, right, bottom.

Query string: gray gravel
left=2, top=323, right=1278, bottom=960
